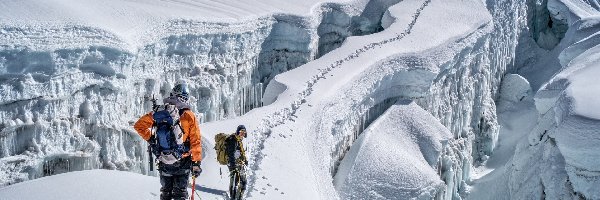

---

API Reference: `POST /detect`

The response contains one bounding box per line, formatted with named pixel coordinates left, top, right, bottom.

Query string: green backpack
left=214, top=133, right=230, bottom=165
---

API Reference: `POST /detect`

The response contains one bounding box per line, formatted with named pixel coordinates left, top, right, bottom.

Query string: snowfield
left=1, top=0, right=600, bottom=199
left=0, top=170, right=162, bottom=200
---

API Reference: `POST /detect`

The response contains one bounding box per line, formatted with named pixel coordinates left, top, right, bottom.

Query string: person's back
left=225, top=125, right=248, bottom=200
left=133, top=83, right=203, bottom=200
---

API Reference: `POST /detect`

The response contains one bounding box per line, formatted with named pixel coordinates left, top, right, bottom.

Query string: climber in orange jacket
left=134, top=83, right=202, bottom=200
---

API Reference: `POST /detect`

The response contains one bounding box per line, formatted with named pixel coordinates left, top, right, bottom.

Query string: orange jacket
left=134, top=110, right=202, bottom=162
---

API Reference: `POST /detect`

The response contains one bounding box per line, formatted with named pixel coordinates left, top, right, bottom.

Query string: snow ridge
left=247, top=0, right=432, bottom=195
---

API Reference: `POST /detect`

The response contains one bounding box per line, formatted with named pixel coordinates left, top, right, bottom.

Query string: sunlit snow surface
left=0, top=170, right=160, bottom=200
left=1, top=0, right=600, bottom=199
left=0, top=0, right=353, bottom=49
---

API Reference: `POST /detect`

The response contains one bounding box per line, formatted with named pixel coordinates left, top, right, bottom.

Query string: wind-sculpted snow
left=0, top=0, right=405, bottom=186
left=334, top=102, right=449, bottom=199
left=334, top=101, right=472, bottom=200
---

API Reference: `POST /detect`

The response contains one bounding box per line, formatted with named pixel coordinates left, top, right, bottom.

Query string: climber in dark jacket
left=225, top=125, right=248, bottom=199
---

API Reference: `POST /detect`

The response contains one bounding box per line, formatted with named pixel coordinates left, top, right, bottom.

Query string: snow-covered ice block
left=552, top=46, right=600, bottom=199
left=334, top=101, right=450, bottom=199
left=499, top=74, right=531, bottom=103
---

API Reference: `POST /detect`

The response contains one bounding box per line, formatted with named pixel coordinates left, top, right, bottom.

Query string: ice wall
left=0, top=21, right=276, bottom=185
left=0, top=0, right=401, bottom=186
left=419, top=0, right=531, bottom=168
left=316, top=0, right=401, bottom=58
left=530, top=0, right=569, bottom=50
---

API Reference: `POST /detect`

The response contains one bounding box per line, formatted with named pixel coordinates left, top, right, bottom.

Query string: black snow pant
left=229, top=166, right=247, bottom=199
left=159, top=156, right=192, bottom=200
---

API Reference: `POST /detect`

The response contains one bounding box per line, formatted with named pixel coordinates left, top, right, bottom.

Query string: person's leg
left=171, top=173, right=190, bottom=200
left=239, top=168, right=247, bottom=199
left=160, top=173, right=174, bottom=200
left=229, top=170, right=238, bottom=199
left=240, top=173, right=248, bottom=199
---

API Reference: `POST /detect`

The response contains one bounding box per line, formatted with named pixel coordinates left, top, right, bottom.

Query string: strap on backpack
left=178, top=108, right=191, bottom=146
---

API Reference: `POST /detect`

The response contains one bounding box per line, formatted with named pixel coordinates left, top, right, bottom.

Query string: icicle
left=259, top=83, right=263, bottom=107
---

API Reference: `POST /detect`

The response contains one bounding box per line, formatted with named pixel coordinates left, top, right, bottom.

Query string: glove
left=244, top=159, right=248, bottom=166
left=192, top=161, right=202, bottom=177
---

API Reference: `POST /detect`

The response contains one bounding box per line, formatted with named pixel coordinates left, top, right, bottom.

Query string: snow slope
left=0, top=0, right=352, bottom=50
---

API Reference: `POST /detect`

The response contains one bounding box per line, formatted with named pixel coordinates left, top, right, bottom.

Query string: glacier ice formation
left=0, top=0, right=599, bottom=199
left=0, top=0, right=403, bottom=187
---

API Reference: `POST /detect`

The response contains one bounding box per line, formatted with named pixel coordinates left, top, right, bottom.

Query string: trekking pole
left=147, top=144, right=153, bottom=171
left=195, top=188, right=201, bottom=199
left=191, top=176, right=196, bottom=200
left=146, top=94, right=160, bottom=172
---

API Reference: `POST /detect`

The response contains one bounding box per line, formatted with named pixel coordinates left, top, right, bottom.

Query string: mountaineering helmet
left=236, top=125, right=247, bottom=138
left=171, top=83, right=189, bottom=102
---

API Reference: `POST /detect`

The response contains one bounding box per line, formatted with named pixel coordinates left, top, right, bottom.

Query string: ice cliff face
left=0, top=0, right=399, bottom=187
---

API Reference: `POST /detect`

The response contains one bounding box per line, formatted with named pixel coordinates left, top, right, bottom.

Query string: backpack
left=214, top=133, right=230, bottom=165
left=152, top=104, right=189, bottom=165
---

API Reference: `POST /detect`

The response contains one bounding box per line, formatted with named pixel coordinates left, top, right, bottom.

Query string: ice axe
left=190, top=176, right=201, bottom=200
left=191, top=176, right=196, bottom=200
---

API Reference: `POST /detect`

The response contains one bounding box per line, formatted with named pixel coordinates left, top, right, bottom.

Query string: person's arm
left=134, top=112, right=154, bottom=141
left=180, top=110, right=202, bottom=162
